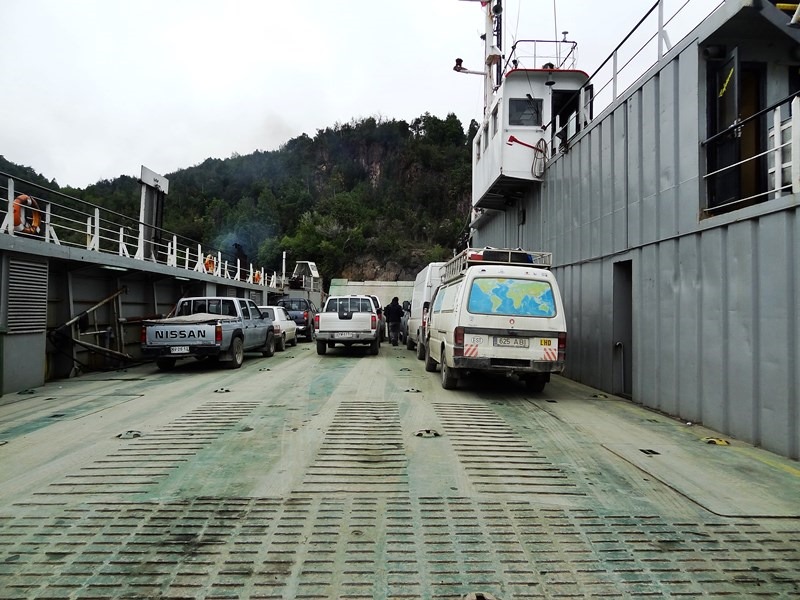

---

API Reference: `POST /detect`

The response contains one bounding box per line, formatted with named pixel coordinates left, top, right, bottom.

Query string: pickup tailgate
left=143, top=313, right=219, bottom=347
left=320, top=311, right=372, bottom=333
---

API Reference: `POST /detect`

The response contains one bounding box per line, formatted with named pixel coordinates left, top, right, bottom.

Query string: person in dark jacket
left=384, top=296, right=404, bottom=346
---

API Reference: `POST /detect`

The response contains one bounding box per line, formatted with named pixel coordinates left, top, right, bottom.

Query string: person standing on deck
left=384, top=296, right=404, bottom=346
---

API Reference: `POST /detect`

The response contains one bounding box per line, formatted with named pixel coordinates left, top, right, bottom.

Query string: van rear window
left=467, top=278, right=556, bottom=317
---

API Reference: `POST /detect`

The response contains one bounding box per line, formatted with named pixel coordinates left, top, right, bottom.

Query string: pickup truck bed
left=141, top=296, right=274, bottom=370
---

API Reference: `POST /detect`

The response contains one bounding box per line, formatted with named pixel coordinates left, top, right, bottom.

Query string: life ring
left=13, top=194, right=41, bottom=234
left=204, top=254, right=216, bottom=274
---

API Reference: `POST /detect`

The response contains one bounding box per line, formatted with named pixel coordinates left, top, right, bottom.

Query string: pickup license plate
left=170, top=346, right=190, bottom=354
left=494, top=337, right=529, bottom=348
left=334, top=332, right=354, bottom=339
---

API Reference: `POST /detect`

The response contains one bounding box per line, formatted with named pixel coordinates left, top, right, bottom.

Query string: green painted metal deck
left=1, top=343, right=798, bottom=598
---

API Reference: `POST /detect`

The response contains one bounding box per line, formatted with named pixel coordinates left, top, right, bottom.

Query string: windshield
left=467, top=277, right=556, bottom=317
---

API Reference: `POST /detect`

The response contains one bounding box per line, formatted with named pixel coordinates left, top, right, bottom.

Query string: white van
left=425, top=248, right=566, bottom=392
left=406, top=261, right=445, bottom=359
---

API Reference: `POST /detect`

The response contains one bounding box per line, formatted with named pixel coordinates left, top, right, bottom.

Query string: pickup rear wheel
left=156, top=357, right=176, bottom=371
left=316, top=340, right=327, bottom=355
left=370, top=337, right=379, bottom=355
left=227, top=336, right=245, bottom=369
left=262, top=331, right=275, bottom=357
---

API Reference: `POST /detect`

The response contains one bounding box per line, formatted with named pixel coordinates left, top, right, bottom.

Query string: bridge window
left=491, top=105, right=499, bottom=137
left=509, top=97, right=542, bottom=127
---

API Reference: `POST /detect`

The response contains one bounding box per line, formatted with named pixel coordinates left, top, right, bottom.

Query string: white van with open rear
left=425, top=247, right=566, bottom=392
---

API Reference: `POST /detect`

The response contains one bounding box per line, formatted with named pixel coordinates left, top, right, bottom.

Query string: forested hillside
left=2, top=112, right=477, bottom=282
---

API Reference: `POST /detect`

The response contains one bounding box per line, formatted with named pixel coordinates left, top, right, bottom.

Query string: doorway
left=613, top=260, right=633, bottom=399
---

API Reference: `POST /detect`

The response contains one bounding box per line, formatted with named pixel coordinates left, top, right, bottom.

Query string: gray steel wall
left=472, top=35, right=800, bottom=458
left=0, top=235, right=273, bottom=398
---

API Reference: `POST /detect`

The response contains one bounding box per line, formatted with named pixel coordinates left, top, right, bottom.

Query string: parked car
left=141, top=296, right=275, bottom=370
left=426, top=247, right=565, bottom=391
left=276, top=297, right=318, bottom=341
left=314, top=295, right=380, bottom=355
left=407, top=261, right=445, bottom=358
left=258, top=305, right=298, bottom=351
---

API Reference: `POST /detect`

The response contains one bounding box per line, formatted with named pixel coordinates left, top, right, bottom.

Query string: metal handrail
left=702, top=90, right=800, bottom=147
left=0, top=173, right=282, bottom=287
left=702, top=96, right=800, bottom=213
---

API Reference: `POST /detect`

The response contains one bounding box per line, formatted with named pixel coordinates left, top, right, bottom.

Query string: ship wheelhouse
left=471, top=67, right=591, bottom=223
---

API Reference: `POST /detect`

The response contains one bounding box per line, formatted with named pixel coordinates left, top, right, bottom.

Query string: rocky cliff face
left=339, top=257, right=418, bottom=282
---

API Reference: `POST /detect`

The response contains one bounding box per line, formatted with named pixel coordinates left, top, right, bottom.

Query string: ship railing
left=502, top=39, right=578, bottom=72
left=545, top=0, right=721, bottom=155
left=586, top=0, right=720, bottom=113
left=0, top=173, right=282, bottom=288
left=290, top=274, right=322, bottom=293
left=701, top=94, right=800, bottom=214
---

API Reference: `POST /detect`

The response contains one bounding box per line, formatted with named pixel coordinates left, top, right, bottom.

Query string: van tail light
left=314, top=313, right=320, bottom=328
left=140, top=326, right=146, bottom=344
left=371, top=314, right=377, bottom=330
left=215, top=324, right=223, bottom=343
left=453, top=326, right=465, bottom=357
left=558, top=332, right=567, bottom=360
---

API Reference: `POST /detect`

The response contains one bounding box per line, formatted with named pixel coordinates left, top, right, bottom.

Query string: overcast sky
left=1, top=0, right=717, bottom=189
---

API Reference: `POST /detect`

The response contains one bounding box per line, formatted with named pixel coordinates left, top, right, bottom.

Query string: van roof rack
left=441, top=247, right=552, bottom=283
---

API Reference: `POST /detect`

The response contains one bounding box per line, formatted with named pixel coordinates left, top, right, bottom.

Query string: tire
left=276, top=333, right=286, bottom=352
left=306, top=325, right=315, bottom=342
left=290, top=334, right=298, bottom=347
left=156, top=357, right=176, bottom=371
left=316, top=340, right=327, bottom=355
left=441, top=359, right=458, bottom=390
left=370, top=337, right=379, bottom=355
left=416, top=336, right=425, bottom=360
left=261, top=332, right=275, bottom=357
left=227, top=337, right=245, bottom=369
left=424, top=343, right=437, bottom=372
left=525, top=375, right=547, bottom=393
left=406, top=334, right=414, bottom=351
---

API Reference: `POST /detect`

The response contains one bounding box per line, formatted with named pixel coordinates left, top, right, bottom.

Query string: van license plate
left=170, top=346, right=190, bottom=354
left=494, top=337, right=529, bottom=348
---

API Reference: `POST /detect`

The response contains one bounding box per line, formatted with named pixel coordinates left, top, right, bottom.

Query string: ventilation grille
left=7, top=258, right=48, bottom=333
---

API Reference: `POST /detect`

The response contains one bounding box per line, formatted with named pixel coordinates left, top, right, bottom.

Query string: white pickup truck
left=141, top=296, right=275, bottom=370
left=313, top=295, right=380, bottom=355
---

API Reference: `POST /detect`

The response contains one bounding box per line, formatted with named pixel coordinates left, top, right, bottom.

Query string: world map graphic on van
left=468, top=278, right=556, bottom=317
